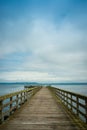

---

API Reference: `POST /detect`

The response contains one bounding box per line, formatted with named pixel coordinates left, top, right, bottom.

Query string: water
left=53, top=85, right=87, bottom=96
left=0, top=83, right=87, bottom=96
left=0, top=83, right=25, bottom=96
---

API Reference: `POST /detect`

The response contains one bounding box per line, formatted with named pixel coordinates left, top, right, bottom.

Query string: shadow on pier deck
left=0, top=87, right=87, bottom=130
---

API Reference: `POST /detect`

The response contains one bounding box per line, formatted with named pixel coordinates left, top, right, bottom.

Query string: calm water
left=0, top=83, right=24, bottom=96
left=53, top=85, right=87, bottom=96
left=0, top=83, right=87, bottom=96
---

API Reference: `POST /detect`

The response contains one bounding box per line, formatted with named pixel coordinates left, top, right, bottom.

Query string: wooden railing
left=48, top=86, right=87, bottom=124
left=0, top=86, right=41, bottom=124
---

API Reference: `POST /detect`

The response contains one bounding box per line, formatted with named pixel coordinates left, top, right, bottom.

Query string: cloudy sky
left=0, top=0, right=87, bottom=83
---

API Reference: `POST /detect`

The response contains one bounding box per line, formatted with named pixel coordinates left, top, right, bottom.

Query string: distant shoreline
left=0, top=82, right=87, bottom=85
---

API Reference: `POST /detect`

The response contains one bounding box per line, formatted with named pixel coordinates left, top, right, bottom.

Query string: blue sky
left=0, top=0, right=87, bottom=82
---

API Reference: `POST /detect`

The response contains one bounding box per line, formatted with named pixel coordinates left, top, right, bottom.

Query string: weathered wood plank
left=0, top=87, right=85, bottom=130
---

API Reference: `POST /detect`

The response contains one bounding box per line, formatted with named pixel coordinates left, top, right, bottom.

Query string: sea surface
left=0, top=83, right=87, bottom=96
left=54, top=84, right=87, bottom=96
left=0, top=83, right=25, bottom=96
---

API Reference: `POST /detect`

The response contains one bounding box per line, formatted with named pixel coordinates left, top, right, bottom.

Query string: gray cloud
left=0, top=17, right=87, bottom=82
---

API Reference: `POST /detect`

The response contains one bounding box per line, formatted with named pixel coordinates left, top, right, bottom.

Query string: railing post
left=26, top=91, right=28, bottom=100
left=21, top=93, right=23, bottom=104
left=64, top=92, right=65, bottom=105
left=16, top=95, right=19, bottom=109
left=60, top=91, right=62, bottom=100
left=22, top=93, right=24, bottom=103
left=66, top=93, right=68, bottom=107
left=63, top=92, right=65, bottom=101
left=71, top=95, right=72, bottom=111
left=10, top=97, right=12, bottom=115
left=0, top=100, right=3, bottom=124
left=24, top=92, right=27, bottom=101
left=76, top=96, right=79, bottom=116
left=24, top=92, right=25, bottom=102
left=23, top=92, right=25, bottom=103
left=85, top=98, right=87, bottom=124
left=59, top=90, right=61, bottom=99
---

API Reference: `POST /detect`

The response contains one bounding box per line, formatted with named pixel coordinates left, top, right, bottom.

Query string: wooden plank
left=0, top=87, right=84, bottom=130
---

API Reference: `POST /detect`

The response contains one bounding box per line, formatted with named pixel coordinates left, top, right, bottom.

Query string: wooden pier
left=0, top=86, right=87, bottom=130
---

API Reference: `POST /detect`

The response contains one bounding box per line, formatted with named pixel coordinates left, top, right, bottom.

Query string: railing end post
left=0, top=100, right=4, bottom=124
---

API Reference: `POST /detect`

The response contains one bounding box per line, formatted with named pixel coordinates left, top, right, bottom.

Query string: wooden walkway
left=0, top=87, right=85, bottom=130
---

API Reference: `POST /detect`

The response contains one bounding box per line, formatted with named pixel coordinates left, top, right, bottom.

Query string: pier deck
left=0, top=87, right=86, bottom=130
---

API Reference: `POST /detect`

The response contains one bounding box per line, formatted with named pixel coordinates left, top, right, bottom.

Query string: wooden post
left=85, top=98, right=87, bottom=124
left=21, top=93, right=23, bottom=104
left=24, top=92, right=25, bottom=102
left=23, top=92, right=24, bottom=102
left=66, top=93, right=68, bottom=107
left=22, top=93, right=24, bottom=104
left=59, top=90, right=61, bottom=99
left=0, top=100, right=3, bottom=124
left=16, top=95, right=19, bottom=109
left=10, top=97, right=12, bottom=115
left=62, top=92, right=64, bottom=103
left=71, top=95, right=72, bottom=111
left=76, top=96, right=79, bottom=116
left=24, top=92, right=27, bottom=102
left=26, top=91, right=28, bottom=101
left=60, top=91, right=62, bottom=100
left=64, top=92, right=65, bottom=105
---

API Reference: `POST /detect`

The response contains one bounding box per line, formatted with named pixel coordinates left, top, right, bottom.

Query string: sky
left=0, top=0, right=87, bottom=83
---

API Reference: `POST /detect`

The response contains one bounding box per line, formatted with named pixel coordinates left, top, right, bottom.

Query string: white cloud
left=0, top=17, right=87, bottom=82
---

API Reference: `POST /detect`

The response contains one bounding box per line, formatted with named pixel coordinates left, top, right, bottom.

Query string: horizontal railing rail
left=0, top=86, right=41, bottom=124
left=48, top=86, right=87, bottom=124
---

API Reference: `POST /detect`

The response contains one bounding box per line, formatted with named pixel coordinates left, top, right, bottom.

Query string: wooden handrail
left=0, top=86, right=41, bottom=124
left=48, top=86, right=87, bottom=124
